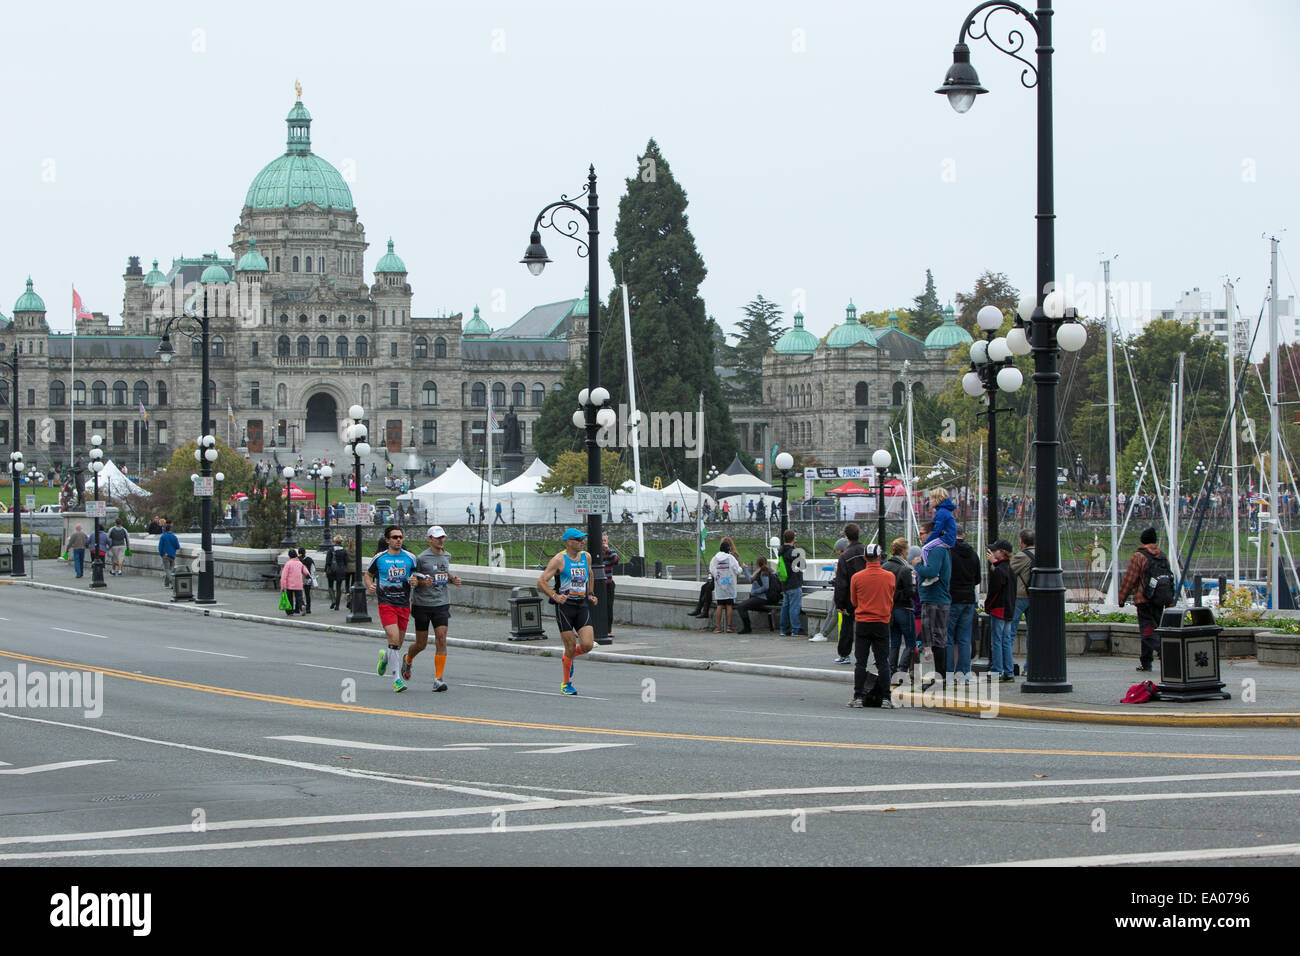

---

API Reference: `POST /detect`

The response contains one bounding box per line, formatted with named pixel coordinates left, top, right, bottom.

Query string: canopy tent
left=612, top=479, right=666, bottom=520
left=827, top=480, right=871, bottom=496
left=660, top=478, right=715, bottom=512
left=883, top=478, right=908, bottom=497
left=496, top=457, right=552, bottom=495
left=489, top=459, right=579, bottom=524
left=229, top=482, right=315, bottom=502
left=83, top=460, right=149, bottom=499
left=702, top=454, right=773, bottom=496
left=407, top=458, right=495, bottom=497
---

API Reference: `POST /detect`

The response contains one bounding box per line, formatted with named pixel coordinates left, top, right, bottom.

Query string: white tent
left=660, top=478, right=714, bottom=518
left=612, top=479, right=665, bottom=521
left=84, top=460, right=150, bottom=499
left=493, top=459, right=578, bottom=524
left=497, top=457, right=551, bottom=494
left=402, top=458, right=498, bottom=525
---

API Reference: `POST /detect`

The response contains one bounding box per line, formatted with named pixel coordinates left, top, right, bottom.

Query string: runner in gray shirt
left=403, top=525, right=461, bottom=692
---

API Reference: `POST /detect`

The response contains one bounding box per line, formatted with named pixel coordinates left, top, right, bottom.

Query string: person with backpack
left=324, top=535, right=349, bottom=610
left=1119, top=526, right=1174, bottom=672
left=777, top=529, right=806, bottom=636
left=107, top=520, right=130, bottom=576
left=832, top=524, right=866, bottom=664
left=1008, top=529, right=1035, bottom=667
left=946, top=527, right=981, bottom=681
left=985, top=539, right=1017, bottom=682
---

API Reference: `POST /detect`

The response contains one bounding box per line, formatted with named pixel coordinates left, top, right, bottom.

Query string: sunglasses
left=388, top=534, right=404, bottom=540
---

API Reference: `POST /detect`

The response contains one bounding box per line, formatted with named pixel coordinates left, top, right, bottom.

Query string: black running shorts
left=554, top=598, right=593, bottom=634
left=412, top=605, right=451, bottom=632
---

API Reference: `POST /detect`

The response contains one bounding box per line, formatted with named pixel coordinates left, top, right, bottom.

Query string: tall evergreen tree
left=597, top=140, right=739, bottom=480
left=911, top=269, right=944, bottom=341
left=727, top=293, right=785, bottom=404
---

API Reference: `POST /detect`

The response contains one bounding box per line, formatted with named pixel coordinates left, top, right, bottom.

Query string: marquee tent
left=702, top=454, right=773, bottom=496
left=83, top=460, right=149, bottom=499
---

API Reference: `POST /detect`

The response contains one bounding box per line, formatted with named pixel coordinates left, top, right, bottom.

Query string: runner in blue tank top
left=538, top=527, right=598, bottom=696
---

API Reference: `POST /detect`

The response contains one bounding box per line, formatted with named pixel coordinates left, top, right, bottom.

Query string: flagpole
left=486, top=386, right=493, bottom=564
left=695, top=390, right=704, bottom=583
left=70, top=286, right=76, bottom=472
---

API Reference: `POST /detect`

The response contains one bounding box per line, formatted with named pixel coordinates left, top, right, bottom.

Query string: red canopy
left=228, top=484, right=315, bottom=501
left=827, top=480, right=871, bottom=496
left=883, top=478, right=908, bottom=497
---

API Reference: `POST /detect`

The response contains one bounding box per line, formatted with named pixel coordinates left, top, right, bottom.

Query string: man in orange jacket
left=848, top=543, right=897, bottom=709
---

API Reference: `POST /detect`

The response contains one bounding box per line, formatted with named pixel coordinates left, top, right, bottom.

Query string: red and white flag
left=73, top=288, right=93, bottom=321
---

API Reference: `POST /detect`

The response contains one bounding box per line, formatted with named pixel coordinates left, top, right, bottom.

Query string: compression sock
left=434, top=654, right=446, bottom=679
left=562, top=655, right=572, bottom=683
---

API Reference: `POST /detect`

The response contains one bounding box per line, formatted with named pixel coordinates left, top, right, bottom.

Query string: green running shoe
left=377, top=648, right=389, bottom=677
left=393, top=677, right=408, bottom=693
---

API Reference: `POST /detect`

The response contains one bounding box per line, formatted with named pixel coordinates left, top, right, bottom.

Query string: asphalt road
left=1, top=590, right=1298, bottom=868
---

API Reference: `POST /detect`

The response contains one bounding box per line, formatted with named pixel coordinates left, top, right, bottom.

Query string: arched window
left=275, top=257, right=281, bottom=272
left=471, top=383, right=486, bottom=407
left=338, top=314, right=347, bottom=324
left=316, top=335, right=329, bottom=357
left=279, top=313, right=289, bottom=324
left=298, top=314, right=308, bottom=325
left=211, top=336, right=225, bottom=357
left=292, top=256, right=299, bottom=272
left=296, top=335, right=310, bottom=358
left=492, top=382, right=506, bottom=408
left=336, top=336, right=349, bottom=358
left=855, top=382, right=869, bottom=406
left=49, top=381, right=66, bottom=407
left=156, top=381, right=168, bottom=406
left=356, top=336, right=368, bottom=358
left=91, top=380, right=107, bottom=405
left=278, top=335, right=291, bottom=357
left=133, top=381, right=148, bottom=407
left=356, top=314, right=366, bottom=324
left=434, top=337, right=447, bottom=358
left=786, top=385, right=792, bottom=408
left=208, top=381, right=216, bottom=405
left=361, top=384, right=370, bottom=407
left=305, top=256, right=312, bottom=273
left=191, top=338, right=203, bottom=357
left=318, top=314, right=328, bottom=325
left=531, top=383, right=545, bottom=407
left=512, top=382, right=525, bottom=408
left=892, top=382, right=905, bottom=406
left=277, top=384, right=287, bottom=407
left=414, top=337, right=428, bottom=359
left=422, top=382, right=437, bottom=406
left=113, top=381, right=128, bottom=406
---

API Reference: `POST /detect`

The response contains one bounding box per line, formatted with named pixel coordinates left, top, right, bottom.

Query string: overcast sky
left=2, top=0, right=1296, bottom=345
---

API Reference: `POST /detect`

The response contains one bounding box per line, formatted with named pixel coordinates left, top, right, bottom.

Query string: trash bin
left=0, top=545, right=11, bottom=575
left=507, top=586, right=546, bottom=641
left=172, top=569, right=195, bottom=602
left=591, top=576, right=613, bottom=644
left=973, top=613, right=991, bottom=669
left=654, top=559, right=665, bottom=579
left=1154, top=605, right=1230, bottom=702
left=628, top=555, right=646, bottom=578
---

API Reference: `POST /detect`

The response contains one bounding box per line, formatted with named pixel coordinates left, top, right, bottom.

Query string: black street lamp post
left=872, top=449, right=893, bottom=550
left=320, top=465, right=334, bottom=545
left=775, top=452, right=794, bottom=537
left=521, top=167, right=605, bottom=582
left=281, top=466, right=298, bottom=550
left=937, top=2, right=1087, bottom=693
left=962, top=305, right=1024, bottom=550
left=214, top=472, right=226, bottom=528
left=2, top=351, right=24, bottom=577
left=73, top=456, right=84, bottom=509
left=88, top=434, right=106, bottom=589
left=345, top=407, right=371, bottom=623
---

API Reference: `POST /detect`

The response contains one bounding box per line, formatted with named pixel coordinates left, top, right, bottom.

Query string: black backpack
left=1141, top=551, right=1175, bottom=605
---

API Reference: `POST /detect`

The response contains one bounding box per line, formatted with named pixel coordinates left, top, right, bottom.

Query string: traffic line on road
left=268, top=735, right=628, bottom=755
left=2, top=786, right=1298, bottom=861
left=455, top=681, right=609, bottom=701
left=985, top=843, right=1300, bottom=866
left=50, top=627, right=106, bottom=640
left=2, top=648, right=1297, bottom=761
left=167, top=646, right=249, bottom=659
left=0, top=759, right=115, bottom=775
left=295, top=662, right=374, bottom=676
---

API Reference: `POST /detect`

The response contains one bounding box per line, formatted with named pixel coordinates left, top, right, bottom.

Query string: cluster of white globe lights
left=572, top=387, right=617, bottom=430
left=961, top=293, right=1087, bottom=399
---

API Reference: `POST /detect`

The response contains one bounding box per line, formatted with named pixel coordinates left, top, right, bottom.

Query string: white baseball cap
left=427, top=525, right=446, bottom=538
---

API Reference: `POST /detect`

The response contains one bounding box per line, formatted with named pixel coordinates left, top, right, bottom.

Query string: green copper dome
left=374, top=238, right=407, bottom=274
left=13, top=277, right=44, bottom=313
left=925, top=302, right=974, bottom=349
left=236, top=239, right=269, bottom=273
left=571, top=284, right=590, bottom=318
left=774, top=310, right=818, bottom=355
left=244, top=99, right=355, bottom=211
left=143, top=259, right=168, bottom=287
left=826, top=300, right=877, bottom=348
left=464, top=305, right=491, bottom=337
left=201, top=263, right=231, bottom=284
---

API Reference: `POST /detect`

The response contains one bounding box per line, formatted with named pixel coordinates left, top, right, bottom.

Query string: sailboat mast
left=621, top=282, right=645, bottom=559
left=1226, top=278, right=1241, bottom=589
left=1102, top=258, right=1119, bottom=605
left=1270, top=235, right=1281, bottom=607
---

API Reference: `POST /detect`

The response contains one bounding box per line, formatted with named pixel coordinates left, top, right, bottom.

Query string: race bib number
left=434, top=571, right=449, bottom=586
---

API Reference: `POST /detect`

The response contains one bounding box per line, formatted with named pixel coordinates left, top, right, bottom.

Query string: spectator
left=600, top=533, right=619, bottom=641
left=708, top=538, right=743, bottom=633
left=280, top=549, right=306, bottom=616
left=66, top=524, right=89, bottom=579
left=107, top=519, right=130, bottom=576
left=736, top=556, right=779, bottom=633
left=910, top=519, right=952, bottom=687
left=325, top=534, right=349, bottom=610
left=1008, top=530, right=1035, bottom=665
left=777, top=529, right=806, bottom=636
left=946, top=527, right=980, bottom=680
left=832, top=524, right=867, bottom=664
left=809, top=537, right=849, bottom=643
left=158, top=522, right=180, bottom=588
left=1119, top=526, right=1173, bottom=672
left=847, top=543, right=896, bottom=709
left=882, top=537, right=915, bottom=674
left=985, top=539, right=1017, bottom=682
left=687, top=574, right=714, bottom=620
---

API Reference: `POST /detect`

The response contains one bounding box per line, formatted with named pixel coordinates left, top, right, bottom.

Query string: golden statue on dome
left=295, top=79, right=303, bottom=100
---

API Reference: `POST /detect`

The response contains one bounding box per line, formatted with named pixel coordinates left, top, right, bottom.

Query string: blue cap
left=562, top=527, right=588, bottom=541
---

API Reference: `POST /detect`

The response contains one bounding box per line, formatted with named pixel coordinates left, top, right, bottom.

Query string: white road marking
left=3, top=787, right=1297, bottom=861
left=719, top=709, right=1246, bottom=738
left=294, top=662, right=374, bottom=676
left=986, top=843, right=1300, bottom=867
left=268, top=735, right=628, bottom=755
left=166, top=646, right=248, bottom=659
left=0, top=759, right=115, bottom=775
left=0, top=711, right=540, bottom=803
left=456, top=681, right=609, bottom=701
left=50, top=627, right=107, bottom=640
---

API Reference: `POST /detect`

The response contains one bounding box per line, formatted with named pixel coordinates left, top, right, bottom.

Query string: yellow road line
left=3, top=648, right=1297, bottom=761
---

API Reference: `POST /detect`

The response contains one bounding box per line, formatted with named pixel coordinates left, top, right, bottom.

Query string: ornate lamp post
left=775, top=452, right=795, bottom=537
left=344, top=406, right=371, bottom=623
left=281, top=465, right=298, bottom=550
left=214, top=471, right=226, bottom=528
left=88, top=434, right=106, bottom=588
left=961, top=304, right=1024, bottom=549
left=320, top=464, right=334, bottom=545
left=2, top=352, right=23, bottom=577
left=872, top=449, right=893, bottom=550
left=522, top=167, right=606, bottom=585
left=936, top=2, right=1087, bottom=693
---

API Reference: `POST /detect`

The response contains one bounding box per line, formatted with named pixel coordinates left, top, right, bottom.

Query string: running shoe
left=393, top=677, right=408, bottom=693
left=431, top=678, right=448, bottom=692
left=561, top=681, right=577, bottom=696
left=400, top=654, right=412, bottom=681
left=377, top=648, right=388, bottom=677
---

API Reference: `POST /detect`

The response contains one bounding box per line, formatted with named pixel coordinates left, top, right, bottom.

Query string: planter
left=1256, top=632, right=1300, bottom=667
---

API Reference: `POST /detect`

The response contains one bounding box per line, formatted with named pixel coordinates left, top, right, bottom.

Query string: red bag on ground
left=1122, top=680, right=1160, bottom=703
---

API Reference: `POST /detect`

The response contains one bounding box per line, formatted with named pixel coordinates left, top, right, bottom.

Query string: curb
left=7, top=578, right=1297, bottom=726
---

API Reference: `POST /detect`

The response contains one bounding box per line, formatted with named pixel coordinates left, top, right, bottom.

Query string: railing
left=273, top=356, right=373, bottom=368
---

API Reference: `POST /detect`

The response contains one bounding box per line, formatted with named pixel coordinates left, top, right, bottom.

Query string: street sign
left=193, top=477, right=214, bottom=497
left=25, top=495, right=35, bottom=511
left=573, top=485, right=610, bottom=516
left=343, top=501, right=374, bottom=524
left=85, top=500, right=106, bottom=518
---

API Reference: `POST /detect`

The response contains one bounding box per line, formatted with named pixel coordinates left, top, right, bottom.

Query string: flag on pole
left=72, top=288, right=93, bottom=321
left=228, top=400, right=235, bottom=425
left=490, top=411, right=501, bottom=432
left=138, top=401, right=148, bottom=421
left=698, top=517, right=707, bottom=555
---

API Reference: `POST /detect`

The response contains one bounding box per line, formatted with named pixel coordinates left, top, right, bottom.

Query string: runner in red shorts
left=364, top=525, right=425, bottom=692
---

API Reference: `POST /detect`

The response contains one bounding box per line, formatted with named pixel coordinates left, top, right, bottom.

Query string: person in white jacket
left=708, top=538, right=743, bottom=633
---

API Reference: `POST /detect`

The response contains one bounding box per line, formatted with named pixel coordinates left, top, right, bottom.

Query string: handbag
left=278, top=590, right=292, bottom=611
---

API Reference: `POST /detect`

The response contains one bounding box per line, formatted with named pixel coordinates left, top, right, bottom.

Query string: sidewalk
left=5, top=560, right=1299, bottom=727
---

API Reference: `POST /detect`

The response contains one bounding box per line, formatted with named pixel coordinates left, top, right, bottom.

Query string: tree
left=727, top=294, right=785, bottom=404
left=140, top=438, right=252, bottom=531
left=597, top=139, right=739, bottom=481
left=247, top=472, right=287, bottom=550
left=533, top=355, right=589, bottom=465
left=536, top=449, right=631, bottom=495
left=954, top=271, right=1019, bottom=335
left=911, top=269, right=944, bottom=341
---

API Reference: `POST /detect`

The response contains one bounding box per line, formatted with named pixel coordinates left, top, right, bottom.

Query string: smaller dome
left=144, top=259, right=168, bottom=287
left=13, top=277, right=44, bottom=313
left=464, top=305, right=491, bottom=337
left=571, top=284, right=590, bottom=318
left=845, top=299, right=857, bottom=320
left=774, top=310, right=818, bottom=355
left=925, top=304, right=974, bottom=350
left=236, top=239, right=269, bottom=273
left=375, top=238, right=407, bottom=274
left=201, top=263, right=230, bottom=284
left=825, top=319, right=878, bottom=349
